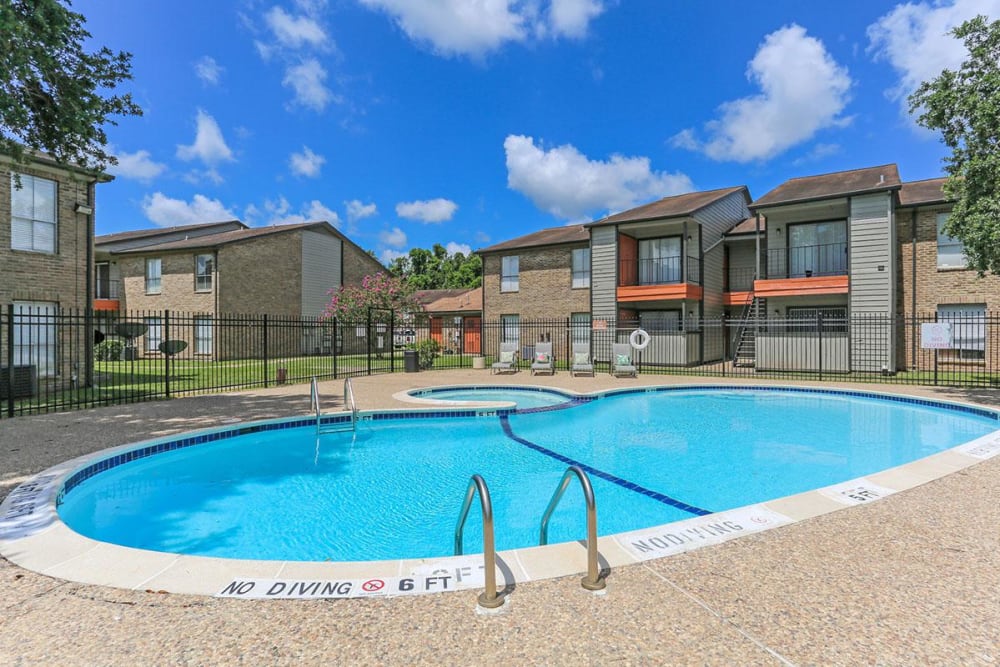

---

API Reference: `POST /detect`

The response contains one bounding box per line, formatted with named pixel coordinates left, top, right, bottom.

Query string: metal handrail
left=539, top=465, right=606, bottom=591
left=310, top=376, right=321, bottom=429
left=454, top=474, right=504, bottom=609
left=343, top=377, right=357, bottom=427
left=312, top=376, right=356, bottom=434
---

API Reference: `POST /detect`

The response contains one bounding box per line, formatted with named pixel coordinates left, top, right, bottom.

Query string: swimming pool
left=52, top=386, right=998, bottom=564
left=406, top=385, right=574, bottom=409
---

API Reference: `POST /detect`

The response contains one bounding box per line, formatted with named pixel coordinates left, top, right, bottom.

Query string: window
left=145, top=317, right=162, bottom=353
left=638, top=237, right=681, bottom=284
left=500, top=314, right=520, bottom=349
left=13, top=301, right=58, bottom=376
left=194, top=317, right=213, bottom=355
left=571, top=248, right=591, bottom=288
left=639, top=310, right=682, bottom=332
left=195, top=254, right=214, bottom=291
left=501, top=256, right=519, bottom=292
left=788, top=220, right=847, bottom=277
left=11, top=173, right=57, bottom=253
left=786, top=306, right=848, bottom=333
left=145, top=258, right=162, bottom=294
left=936, top=213, right=967, bottom=269
left=570, top=312, right=591, bottom=344
left=938, top=304, right=985, bottom=361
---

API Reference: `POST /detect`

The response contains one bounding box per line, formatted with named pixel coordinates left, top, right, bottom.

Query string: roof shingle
left=752, top=164, right=901, bottom=209
left=898, top=177, right=949, bottom=207
left=477, top=224, right=589, bottom=254
left=588, top=186, right=748, bottom=226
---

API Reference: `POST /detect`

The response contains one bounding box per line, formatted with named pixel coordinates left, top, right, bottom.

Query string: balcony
left=94, top=279, right=121, bottom=310
left=618, top=256, right=702, bottom=302
left=755, top=243, right=849, bottom=298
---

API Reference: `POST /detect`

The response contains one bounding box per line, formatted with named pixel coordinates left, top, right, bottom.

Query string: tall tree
left=387, top=244, right=482, bottom=289
left=909, top=15, right=1000, bottom=274
left=0, top=0, right=142, bottom=171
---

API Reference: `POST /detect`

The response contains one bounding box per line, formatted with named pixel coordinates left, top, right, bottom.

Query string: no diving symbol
left=361, top=579, right=384, bottom=592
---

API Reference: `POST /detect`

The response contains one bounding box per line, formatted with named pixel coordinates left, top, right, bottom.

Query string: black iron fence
left=2, top=306, right=997, bottom=418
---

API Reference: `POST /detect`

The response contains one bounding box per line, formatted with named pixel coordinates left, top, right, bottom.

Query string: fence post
left=164, top=310, right=171, bottom=398
left=366, top=308, right=372, bottom=376
left=720, top=315, right=727, bottom=377
left=817, top=312, right=823, bottom=382
left=390, top=310, right=396, bottom=373
left=5, top=304, right=13, bottom=417
left=332, top=318, right=338, bottom=379
left=263, top=314, right=270, bottom=388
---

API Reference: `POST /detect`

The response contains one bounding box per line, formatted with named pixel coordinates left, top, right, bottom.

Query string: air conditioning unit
left=0, top=365, right=37, bottom=399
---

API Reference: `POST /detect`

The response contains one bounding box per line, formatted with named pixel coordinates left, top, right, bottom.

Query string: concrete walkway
left=2, top=371, right=998, bottom=665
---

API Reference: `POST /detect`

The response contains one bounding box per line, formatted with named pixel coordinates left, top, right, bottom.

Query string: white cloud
left=263, top=197, right=341, bottom=226
left=176, top=110, right=235, bottom=165
left=346, top=199, right=378, bottom=222
left=671, top=24, right=852, bottom=163
left=108, top=148, right=166, bottom=182
left=504, top=134, right=694, bottom=221
left=380, top=248, right=407, bottom=264
left=379, top=226, right=408, bottom=248
left=445, top=241, right=472, bottom=256
left=182, top=168, right=225, bottom=186
left=358, top=0, right=604, bottom=57
left=283, top=58, right=336, bottom=111
left=264, top=6, right=328, bottom=49
left=867, top=0, right=1000, bottom=109
left=142, top=193, right=235, bottom=227
left=289, top=146, right=326, bottom=177
left=194, top=56, right=223, bottom=86
left=396, top=198, right=459, bottom=223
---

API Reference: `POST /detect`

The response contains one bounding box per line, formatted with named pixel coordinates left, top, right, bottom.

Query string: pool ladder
left=311, top=377, right=357, bottom=434
left=454, top=465, right=605, bottom=610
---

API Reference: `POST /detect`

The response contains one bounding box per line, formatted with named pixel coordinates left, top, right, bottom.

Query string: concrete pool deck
left=2, top=371, right=999, bottom=665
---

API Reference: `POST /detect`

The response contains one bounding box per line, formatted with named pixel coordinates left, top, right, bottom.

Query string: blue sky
left=78, top=0, right=1000, bottom=264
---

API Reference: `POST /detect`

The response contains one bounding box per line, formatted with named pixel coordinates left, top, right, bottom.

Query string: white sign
left=920, top=322, right=953, bottom=349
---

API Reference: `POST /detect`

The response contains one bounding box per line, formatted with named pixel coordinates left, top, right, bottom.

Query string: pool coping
left=2, top=384, right=999, bottom=600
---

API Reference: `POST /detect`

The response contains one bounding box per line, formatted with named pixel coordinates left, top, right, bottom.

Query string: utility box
left=0, top=365, right=37, bottom=399
left=404, top=350, right=419, bottom=373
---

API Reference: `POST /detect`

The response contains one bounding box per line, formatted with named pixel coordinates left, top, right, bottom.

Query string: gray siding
left=590, top=226, right=617, bottom=321
left=849, top=193, right=895, bottom=371
left=702, top=244, right=725, bottom=361
left=301, top=230, right=342, bottom=317
left=692, top=191, right=750, bottom=245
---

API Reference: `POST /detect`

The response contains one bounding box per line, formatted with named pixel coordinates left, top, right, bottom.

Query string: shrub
left=414, top=338, right=440, bottom=369
left=94, top=339, right=124, bottom=361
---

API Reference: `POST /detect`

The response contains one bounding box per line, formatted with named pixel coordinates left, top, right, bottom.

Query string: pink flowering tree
left=321, top=272, right=422, bottom=324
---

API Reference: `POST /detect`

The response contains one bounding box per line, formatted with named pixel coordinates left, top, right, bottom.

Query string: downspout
left=910, top=208, right=917, bottom=367
left=84, top=180, right=95, bottom=388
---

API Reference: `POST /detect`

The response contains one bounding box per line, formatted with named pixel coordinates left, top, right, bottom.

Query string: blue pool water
left=411, top=386, right=572, bottom=409
left=57, top=387, right=997, bottom=562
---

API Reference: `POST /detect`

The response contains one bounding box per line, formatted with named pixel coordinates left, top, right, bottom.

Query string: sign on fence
left=920, top=322, right=953, bottom=349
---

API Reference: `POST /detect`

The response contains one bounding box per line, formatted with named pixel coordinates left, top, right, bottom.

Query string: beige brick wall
left=482, top=244, right=590, bottom=321
left=119, top=252, right=216, bottom=314
left=0, top=164, right=93, bottom=311
left=219, top=232, right=303, bottom=316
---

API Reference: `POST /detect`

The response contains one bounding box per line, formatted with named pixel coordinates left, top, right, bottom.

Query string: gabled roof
left=415, top=287, right=483, bottom=314
left=752, top=164, right=901, bottom=209
left=95, top=220, right=246, bottom=247
left=588, top=186, right=749, bottom=226
left=477, top=224, right=589, bottom=254
left=102, top=221, right=347, bottom=255
left=725, top=216, right=767, bottom=236
left=898, top=177, right=950, bottom=207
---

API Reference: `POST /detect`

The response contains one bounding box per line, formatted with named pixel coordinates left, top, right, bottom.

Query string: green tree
left=322, top=272, right=422, bottom=323
left=909, top=15, right=1000, bottom=274
left=387, top=244, right=482, bottom=289
left=1, top=0, right=142, bottom=171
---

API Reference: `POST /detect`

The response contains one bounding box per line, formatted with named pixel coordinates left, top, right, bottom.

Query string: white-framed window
left=936, top=213, right=967, bottom=269
left=13, top=301, right=58, bottom=376
left=144, top=317, right=163, bottom=352
left=570, top=312, right=591, bottom=344
left=145, top=258, right=162, bottom=294
left=788, top=220, right=847, bottom=277
left=500, top=314, right=520, bottom=349
left=195, top=254, right=214, bottom=291
left=938, top=304, right=985, bottom=361
left=571, top=247, right=590, bottom=288
left=194, top=317, right=213, bottom=355
left=501, top=256, right=519, bottom=292
left=11, top=173, right=57, bottom=253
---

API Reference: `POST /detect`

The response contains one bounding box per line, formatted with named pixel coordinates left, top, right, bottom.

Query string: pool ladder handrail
left=539, top=465, right=606, bottom=591
left=311, top=376, right=356, bottom=434
left=454, top=474, right=505, bottom=609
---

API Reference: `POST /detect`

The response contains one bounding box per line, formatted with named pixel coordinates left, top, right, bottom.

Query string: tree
left=321, top=272, right=422, bottom=323
left=0, top=0, right=142, bottom=171
left=909, top=15, right=1000, bottom=274
left=386, top=244, right=482, bottom=289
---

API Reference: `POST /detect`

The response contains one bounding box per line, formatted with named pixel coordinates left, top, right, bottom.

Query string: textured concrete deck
left=2, top=370, right=999, bottom=665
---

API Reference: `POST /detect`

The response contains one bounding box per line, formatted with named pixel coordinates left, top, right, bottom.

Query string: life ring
left=629, top=328, right=650, bottom=351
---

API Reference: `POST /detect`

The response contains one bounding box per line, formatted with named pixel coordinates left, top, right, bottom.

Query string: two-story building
left=94, top=220, right=383, bottom=359
left=1, top=153, right=111, bottom=395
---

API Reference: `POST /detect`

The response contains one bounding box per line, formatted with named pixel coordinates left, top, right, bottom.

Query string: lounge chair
left=530, top=341, right=554, bottom=375
left=491, top=342, right=519, bottom=374
left=611, top=343, right=637, bottom=377
left=570, top=343, right=594, bottom=376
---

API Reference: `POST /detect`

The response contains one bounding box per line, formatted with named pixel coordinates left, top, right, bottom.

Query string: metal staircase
left=733, top=291, right=765, bottom=368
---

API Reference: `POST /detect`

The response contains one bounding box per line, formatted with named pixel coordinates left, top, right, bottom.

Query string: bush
left=94, top=339, right=125, bottom=361
left=414, top=338, right=440, bottom=369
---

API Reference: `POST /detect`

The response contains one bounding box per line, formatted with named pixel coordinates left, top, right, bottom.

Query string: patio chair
left=611, top=343, right=637, bottom=378
left=491, top=342, right=519, bottom=374
left=570, top=343, right=594, bottom=377
left=530, top=341, right=555, bottom=375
